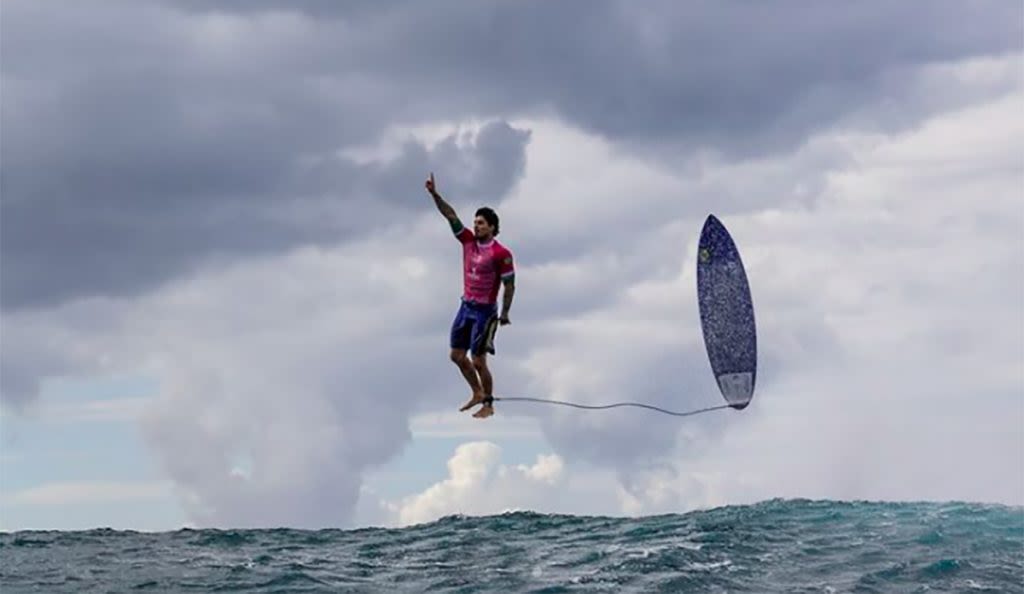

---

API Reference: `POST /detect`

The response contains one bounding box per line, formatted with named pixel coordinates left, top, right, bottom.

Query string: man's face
left=473, top=215, right=493, bottom=239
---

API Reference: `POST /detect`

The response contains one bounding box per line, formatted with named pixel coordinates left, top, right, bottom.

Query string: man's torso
left=456, top=227, right=513, bottom=304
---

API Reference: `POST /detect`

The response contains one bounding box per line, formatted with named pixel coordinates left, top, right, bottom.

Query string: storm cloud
left=3, top=0, right=1019, bottom=310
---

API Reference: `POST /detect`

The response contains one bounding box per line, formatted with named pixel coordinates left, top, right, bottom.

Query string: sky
left=1, top=0, right=1022, bottom=532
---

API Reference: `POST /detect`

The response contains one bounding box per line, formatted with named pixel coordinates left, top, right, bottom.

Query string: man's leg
left=450, top=303, right=487, bottom=411
left=452, top=348, right=486, bottom=411
left=471, top=352, right=495, bottom=418
left=472, top=352, right=493, bottom=397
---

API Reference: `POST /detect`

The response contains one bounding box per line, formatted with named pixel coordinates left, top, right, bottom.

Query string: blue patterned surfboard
left=697, top=214, right=757, bottom=410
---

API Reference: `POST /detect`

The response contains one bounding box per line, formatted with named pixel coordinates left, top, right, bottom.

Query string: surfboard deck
left=697, top=214, right=757, bottom=410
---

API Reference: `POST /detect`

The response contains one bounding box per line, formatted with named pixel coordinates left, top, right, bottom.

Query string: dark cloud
left=161, top=0, right=1022, bottom=150
left=3, top=0, right=1018, bottom=311
left=2, top=68, right=529, bottom=309
left=0, top=0, right=529, bottom=311
left=171, top=0, right=393, bottom=19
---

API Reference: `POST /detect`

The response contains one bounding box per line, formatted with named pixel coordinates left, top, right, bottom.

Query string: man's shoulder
left=492, top=239, right=513, bottom=256
left=493, top=240, right=515, bottom=274
left=455, top=226, right=474, bottom=243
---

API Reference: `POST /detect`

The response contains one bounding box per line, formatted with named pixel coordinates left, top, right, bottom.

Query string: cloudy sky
left=2, top=0, right=1021, bottom=531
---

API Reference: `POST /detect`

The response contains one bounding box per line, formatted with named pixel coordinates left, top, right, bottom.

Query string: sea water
left=2, top=499, right=1021, bottom=592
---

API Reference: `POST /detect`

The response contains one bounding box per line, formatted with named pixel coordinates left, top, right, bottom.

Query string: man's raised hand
left=427, top=172, right=459, bottom=223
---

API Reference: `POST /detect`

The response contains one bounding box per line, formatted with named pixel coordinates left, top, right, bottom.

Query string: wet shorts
left=450, top=298, right=499, bottom=355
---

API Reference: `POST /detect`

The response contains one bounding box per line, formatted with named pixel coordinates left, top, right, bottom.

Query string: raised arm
left=425, top=172, right=463, bottom=233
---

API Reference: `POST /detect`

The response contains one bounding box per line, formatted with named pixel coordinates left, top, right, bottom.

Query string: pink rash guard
left=455, top=226, right=515, bottom=305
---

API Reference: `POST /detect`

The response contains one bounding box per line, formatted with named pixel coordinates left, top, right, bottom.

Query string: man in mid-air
left=425, top=172, right=515, bottom=419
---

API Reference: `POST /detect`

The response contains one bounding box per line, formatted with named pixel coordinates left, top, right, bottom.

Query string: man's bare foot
left=472, top=402, right=494, bottom=419
left=459, top=393, right=486, bottom=412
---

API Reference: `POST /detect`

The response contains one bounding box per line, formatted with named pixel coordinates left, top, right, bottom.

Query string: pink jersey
left=455, top=226, right=515, bottom=304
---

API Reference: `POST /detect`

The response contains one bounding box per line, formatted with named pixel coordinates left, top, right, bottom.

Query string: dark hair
left=475, top=206, right=500, bottom=235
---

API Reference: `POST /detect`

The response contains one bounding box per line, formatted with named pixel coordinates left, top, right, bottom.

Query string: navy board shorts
left=450, top=298, right=500, bottom=355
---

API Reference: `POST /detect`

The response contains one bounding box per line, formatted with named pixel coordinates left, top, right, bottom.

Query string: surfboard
left=697, top=214, right=757, bottom=410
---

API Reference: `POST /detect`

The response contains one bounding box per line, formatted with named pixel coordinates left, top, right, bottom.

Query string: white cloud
left=387, top=441, right=571, bottom=527
left=409, top=410, right=542, bottom=440
left=34, top=396, right=155, bottom=424
left=369, top=440, right=756, bottom=528
left=4, top=480, right=173, bottom=506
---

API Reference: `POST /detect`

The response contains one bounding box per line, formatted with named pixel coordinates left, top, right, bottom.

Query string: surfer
left=425, top=172, right=515, bottom=419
